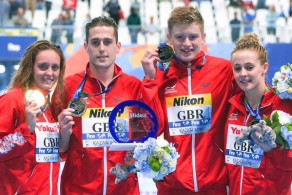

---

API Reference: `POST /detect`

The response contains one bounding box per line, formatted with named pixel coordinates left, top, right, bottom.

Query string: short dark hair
left=84, top=16, right=118, bottom=43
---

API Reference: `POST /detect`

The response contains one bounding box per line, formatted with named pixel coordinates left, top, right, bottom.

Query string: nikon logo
left=173, top=97, right=204, bottom=106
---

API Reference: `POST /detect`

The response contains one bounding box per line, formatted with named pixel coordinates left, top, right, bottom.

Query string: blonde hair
left=168, top=6, right=204, bottom=34
left=232, top=33, right=268, bottom=65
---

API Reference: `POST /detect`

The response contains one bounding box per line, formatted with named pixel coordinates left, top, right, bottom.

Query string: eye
left=103, top=39, right=113, bottom=46
left=38, top=63, right=49, bottom=71
left=91, top=40, right=100, bottom=47
left=188, top=35, right=198, bottom=41
left=246, top=65, right=254, bottom=71
left=51, top=64, right=60, bottom=71
left=233, top=66, right=242, bottom=73
left=174, top=35, right=185, bottom=41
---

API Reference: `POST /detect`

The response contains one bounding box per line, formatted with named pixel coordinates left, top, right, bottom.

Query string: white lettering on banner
left=130, top=113, right=147, bottom=119
left=8, top=43, right=21, bottom=52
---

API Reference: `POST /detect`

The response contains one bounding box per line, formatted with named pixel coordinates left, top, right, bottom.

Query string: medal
left=69, top=98, right=87, bottom=117
left=158, top=43, right=173, bottom=63
left=25, top=89, right=45, bottom=107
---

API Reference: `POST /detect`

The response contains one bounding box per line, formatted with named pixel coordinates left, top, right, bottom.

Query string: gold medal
left=69, top=98, right=87, bottom=117
left=158, top=44, right=173, bottom=63
left=25, top=89, right=45, bottom=107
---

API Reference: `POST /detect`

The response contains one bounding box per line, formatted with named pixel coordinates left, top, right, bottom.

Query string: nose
left=99, top=42, right=105, bottom=50
left=240, top=68, right=248, bottom=76
left=45, top=67, right=54, bottom=76
left=183, top=37, right=192, bottom=46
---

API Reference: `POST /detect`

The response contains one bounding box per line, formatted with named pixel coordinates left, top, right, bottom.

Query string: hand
left=58, top=108, right=75, bottom=139
left=25, top=100, right=42, bottom=133
left=250, top=131, right=276, bottom=152
left=141, top=49, right=160, bottom=80
left=58, top=108, right=75, bottom=153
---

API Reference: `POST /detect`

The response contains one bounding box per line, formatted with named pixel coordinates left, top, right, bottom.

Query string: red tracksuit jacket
left=0, top=88, right=61, bottom=195
left=61, top=64, right=141, bottom=195
left=143, top=51, right=235, bottom=194
left=225, top=89, right=292, bottom=195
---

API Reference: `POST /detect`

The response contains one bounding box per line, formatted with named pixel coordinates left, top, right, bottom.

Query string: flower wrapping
left=110, top=138, right=180, bottom=184
left=272, top=63, right=292, bottom=99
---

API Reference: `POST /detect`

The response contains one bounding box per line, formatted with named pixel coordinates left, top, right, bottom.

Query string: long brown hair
left=8, top=40, right=66, bottom=119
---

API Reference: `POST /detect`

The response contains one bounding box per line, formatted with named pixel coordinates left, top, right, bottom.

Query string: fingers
left=141, top=49, right=160, bottom=65
left=58, top=108, right=75, bottom=129
left=141, top=49, right=160, bottom=79
left=250, top=132, right=274, bottom=152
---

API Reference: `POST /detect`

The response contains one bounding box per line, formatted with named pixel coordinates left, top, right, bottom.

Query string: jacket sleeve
left=0, top=93, right=35, bottom=162
left=142, top=77, right=167, bottom=137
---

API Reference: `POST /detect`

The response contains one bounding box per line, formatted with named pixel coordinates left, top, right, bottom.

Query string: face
left=84, top=26, right=121, bottom=70
left=33, top=49, right=61, bottom=91
left=167, top=22, right=206, bottom=63
left=232, top=50, right=268, bottom=93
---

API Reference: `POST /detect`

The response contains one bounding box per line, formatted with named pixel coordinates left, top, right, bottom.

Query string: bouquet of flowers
left=263, top=110, right=292, bottom=149
left=272, top=63, right=292, bottom=99
left=110, top=138, right=180, bottom=184
left=236, top=110, right=292, bottom=150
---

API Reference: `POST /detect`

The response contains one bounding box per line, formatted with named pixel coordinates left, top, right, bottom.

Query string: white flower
left=273, top=71, right=282, bottom=81
left=280, top=65, right=291, bottom=74
left=157, top=139, right=169, bottom=147
left=276, top=81, right=289, bottom=93
left=272, top=63, right=292, bottom=99
left=272, top=110, right=292, bottom=125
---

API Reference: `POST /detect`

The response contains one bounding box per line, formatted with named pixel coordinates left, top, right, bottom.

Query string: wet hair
left=232, top=33, right=268, bottom=65
left=8, top=40, right=66, bottom=119
left=84, top=16, right=118, bottom=43
left=168, top=6, right=204, bottom=34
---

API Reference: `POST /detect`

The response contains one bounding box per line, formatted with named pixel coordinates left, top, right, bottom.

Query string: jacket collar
left=229, top=87, right=277, bottom=115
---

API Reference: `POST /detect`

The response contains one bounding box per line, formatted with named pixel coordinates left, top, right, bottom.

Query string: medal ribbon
left=41, top=93, right=50, bottom=113
left=244, top=96, right=264, bottom=121
left=244, top=96, right=264, bottom=147
left=72, top=70, right=113, bottom=100
left=72, top=70, right=88, bottom=100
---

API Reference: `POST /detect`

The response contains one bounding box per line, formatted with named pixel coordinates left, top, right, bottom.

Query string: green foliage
left=263, top=112, right=290, bottom=150
left=149, top=156, right=161, bottom=172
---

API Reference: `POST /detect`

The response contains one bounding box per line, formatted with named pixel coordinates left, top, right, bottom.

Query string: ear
left=167, top=33, right=172, bottom=45
left=116, top=41, right=121, bottom=54
left=84, top=41, right=88, bottom=53
left=263, top=62, right=269, bottom=75
left=202, top=32, right=206, bottom=45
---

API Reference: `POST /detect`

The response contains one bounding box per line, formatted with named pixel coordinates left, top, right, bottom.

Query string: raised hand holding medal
left=25, top=89, right=47, bottom=132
